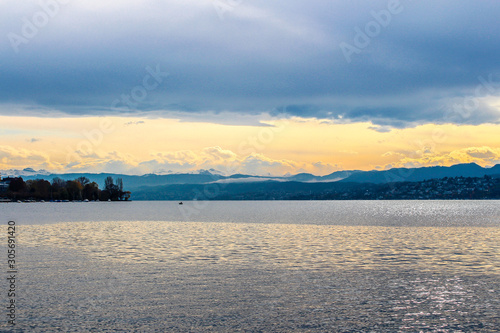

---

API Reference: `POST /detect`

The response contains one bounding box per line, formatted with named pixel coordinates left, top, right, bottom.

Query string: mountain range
left=2, top=163, right=499, bottom=200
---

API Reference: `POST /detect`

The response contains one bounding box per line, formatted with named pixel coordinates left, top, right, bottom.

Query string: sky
left=1, top=0, right=499, bottom=176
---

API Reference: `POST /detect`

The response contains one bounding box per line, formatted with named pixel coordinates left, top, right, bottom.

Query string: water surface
left=1, top=201, right=498, bottom=332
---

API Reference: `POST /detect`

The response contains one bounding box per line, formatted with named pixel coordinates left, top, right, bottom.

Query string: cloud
left=61, top=150, right=140, bottom=174
left=368, top=126, right=393, bottom=133
left=211, top=177, right=285, bottom=184
left=1, top=1, right=500, bottom=128
left=124, top=121, right=145, bottom=126
left=150, top=147, right=298, bottom=176
left=239, top=154, right=298, bottom=176
left=0, top=145, right=57, bottom=170
left=381, top=146, right=500, bottom=169
left=310, top=162, right=342, bottom=175
left=464, top=146, right=498, bottom=159
left=56, top=146, right=340, bottom=176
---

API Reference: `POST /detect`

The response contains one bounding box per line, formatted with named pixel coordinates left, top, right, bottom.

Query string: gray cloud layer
left=1, top=0, right=500, bottom=128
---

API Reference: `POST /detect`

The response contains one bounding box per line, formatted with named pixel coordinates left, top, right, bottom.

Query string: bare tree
left=76, top=176, right=90, bottom=186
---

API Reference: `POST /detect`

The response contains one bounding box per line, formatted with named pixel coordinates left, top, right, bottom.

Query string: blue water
left=1, top=201, right=499, bottom=332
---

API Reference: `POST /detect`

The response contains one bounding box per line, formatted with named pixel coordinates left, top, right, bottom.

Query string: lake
left=1, top=200, right=499, bottom=332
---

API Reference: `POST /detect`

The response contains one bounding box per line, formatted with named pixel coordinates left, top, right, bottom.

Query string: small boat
left=178, top=202, right=183, bottom=205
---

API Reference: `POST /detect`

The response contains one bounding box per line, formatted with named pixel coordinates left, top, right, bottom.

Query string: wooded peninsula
left=0, top=176, right=130, bottom=202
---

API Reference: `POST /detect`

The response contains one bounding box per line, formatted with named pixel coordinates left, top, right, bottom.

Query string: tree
left=51, top=177, right=67, bottom=189
left=26, top=179, right=51, bottom=200
left=122, top=191, right=131, bottom=201
left=102, top=177, right=128, bottom=200
left=77, top=176, right=90, bottom=186
left=2, top=175, right=130, bottom=201
left=117, top=178, right=123, bottom=192
left=51, top=177, right=68, bottom=200
left=83, top=182, right=100, bottom=201
left=104, top=176, right=115, bottom=192
left=117, top=178, right=124, bottom=200
left=66, top=180, right=84, bottom=201
left=103, top=176, right=120, bottom=200
left=7, top=177, right=26, bottom=199
left=8, top=177, right=26, bottom=192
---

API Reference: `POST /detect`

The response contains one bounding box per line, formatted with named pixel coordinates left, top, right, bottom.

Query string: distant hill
left=130, top=175, right=500, bottom=201
left=339, top=163, right=500, bottom=184
left=15, top=172, right=225, bottom=190
left=130, top=181, right=358, bottom=201
left=285, top=170, right=361, bottom=182
left=2, top=163, right=499, bottom=200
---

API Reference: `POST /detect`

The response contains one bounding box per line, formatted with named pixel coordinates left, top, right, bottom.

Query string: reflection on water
left=3, top=200, right=500, bottom=226
left=22, top=222, right=500, bottom=275
left=13, top=220, right=499, bottom=332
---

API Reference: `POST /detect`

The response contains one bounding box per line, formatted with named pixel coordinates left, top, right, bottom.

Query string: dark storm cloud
left=1, top=0, right=499, bottom=127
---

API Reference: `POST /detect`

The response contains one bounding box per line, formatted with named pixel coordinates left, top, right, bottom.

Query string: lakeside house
left=0, top=174, right=13, bottom=193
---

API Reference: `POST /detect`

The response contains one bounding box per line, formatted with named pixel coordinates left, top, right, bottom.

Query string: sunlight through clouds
left=1, top=115, right=499, bottom=175
left=1, top=1, right=499, bottom=175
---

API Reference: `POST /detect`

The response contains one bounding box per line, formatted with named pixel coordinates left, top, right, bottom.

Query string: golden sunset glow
left=1, top=115, right=499, bottom=176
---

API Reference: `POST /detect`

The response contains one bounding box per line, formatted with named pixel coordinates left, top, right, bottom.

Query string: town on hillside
left=288, top=175, right=500, bottom=201
left=130, top=175, right=500, bottom=201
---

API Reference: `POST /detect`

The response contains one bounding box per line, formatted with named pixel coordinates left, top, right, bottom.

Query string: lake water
left=1, top=200, right=499, bottom=332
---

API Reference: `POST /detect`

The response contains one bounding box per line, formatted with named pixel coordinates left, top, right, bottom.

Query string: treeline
left=2, top=176, right=130, bottom=201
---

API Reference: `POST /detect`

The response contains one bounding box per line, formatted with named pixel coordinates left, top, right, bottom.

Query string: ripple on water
left=11, top=214, right=500, bottom=332
left=21, top=221, right=500, bottom=275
